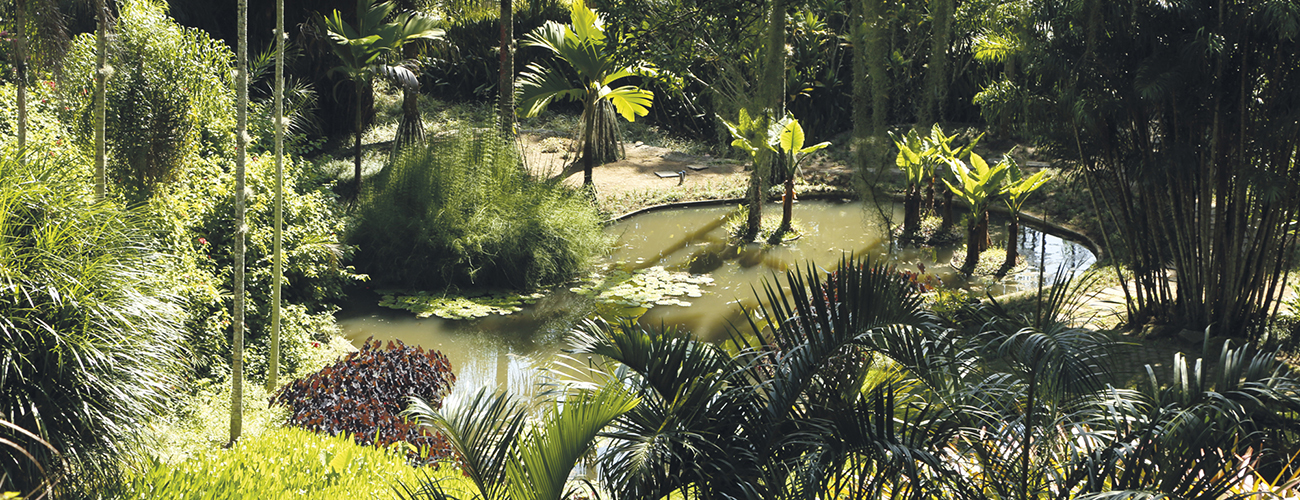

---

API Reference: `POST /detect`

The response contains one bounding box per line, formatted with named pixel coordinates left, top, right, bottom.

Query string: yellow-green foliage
left=120, top=426, right=467, bottom=499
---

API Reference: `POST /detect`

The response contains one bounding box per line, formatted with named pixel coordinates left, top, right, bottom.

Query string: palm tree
left=323, top=0, right=441, bottom=193
left=231, top=0, right=248, bottom=444
left=94, top=0, right=108, bottom=200
left=15, top=0, right=28, bottom=153
left=498, top=0, right=514, bottom=134
left=517, top=0, right=654, bottom=188
left=400, top=383, right=639, bottom=500
left=266, top=0, right=286, bottom=391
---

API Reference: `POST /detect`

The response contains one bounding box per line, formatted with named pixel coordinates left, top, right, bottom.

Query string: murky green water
left=338, top=199, right=1094, bottom=394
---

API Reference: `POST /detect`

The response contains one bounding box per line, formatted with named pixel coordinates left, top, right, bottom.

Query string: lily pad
left=378, top=290, right=545, bottom=320
left=571, top=265, right=715, bottom=310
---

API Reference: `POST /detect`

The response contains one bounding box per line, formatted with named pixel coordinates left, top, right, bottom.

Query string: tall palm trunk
left=581, top=94, right=596, bottom=187
left=95, top=0, right=107, bottom=199
left=745, top=0, right=787, bottom=241
left=16, top=0, right=28, bottom=153
left=921, top=0, right=951, bottom=127
left=353, top=81, right=365, bottom=194
left=498, top=0, right=514, bottom=134
left=267, top=0, right=285, bottom=392
left=231, top=0, right=248, bottom=443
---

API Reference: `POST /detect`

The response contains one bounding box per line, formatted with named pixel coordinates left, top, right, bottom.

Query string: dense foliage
left=975, top=0, right=1300, bottom=338
left=61, top=0, right=236, bottom=202
left=351, top=132, right=608, bottom=290
left=270, top=338, right=455, bottom=461
left=119, top=425, right=457, bottom=499
left=0, top=150, right=187, bottom=494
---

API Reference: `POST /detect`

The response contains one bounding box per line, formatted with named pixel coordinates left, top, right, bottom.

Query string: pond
left=338, top=199, right=1095, bottom=395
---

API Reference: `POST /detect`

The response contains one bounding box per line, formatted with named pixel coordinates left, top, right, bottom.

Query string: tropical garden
left=1, top=0, right=1299, bottom=498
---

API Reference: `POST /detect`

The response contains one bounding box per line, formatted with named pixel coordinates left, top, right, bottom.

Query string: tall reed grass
left=352, top=132, right=608, bottom=290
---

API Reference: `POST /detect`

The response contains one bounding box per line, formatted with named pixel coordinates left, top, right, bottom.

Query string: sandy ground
left=516, top=129, right=855, bottom=207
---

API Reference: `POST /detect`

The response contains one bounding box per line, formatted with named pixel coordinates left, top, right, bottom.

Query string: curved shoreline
left=607, top=190, right=1103, bottom=262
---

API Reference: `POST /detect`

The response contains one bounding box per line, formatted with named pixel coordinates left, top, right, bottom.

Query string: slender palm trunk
left=267, top=0, right=285, bottom=392
left=231, top=0, right=248, bottom=443
left=921, top=0, right=951, bottom=127
left=95, top=0, right=108, bottom=199
left=16, top=0, right=27, bottom=154
left=498, top=0, right=515, bottom=134
left=354, top=82, right=364, bottom=194
left=581, top=95, right=596, bottom=187
left=746, top=0, right=787, bottom=240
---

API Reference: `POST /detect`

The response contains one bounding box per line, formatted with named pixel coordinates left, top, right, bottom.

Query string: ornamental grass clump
left=351, top=132, right=608, bottom=290
left=0, top=150, right=186, bottom=495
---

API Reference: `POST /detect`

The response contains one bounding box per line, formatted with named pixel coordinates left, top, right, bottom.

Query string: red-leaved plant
left=270, top=337, right=455, bottom=464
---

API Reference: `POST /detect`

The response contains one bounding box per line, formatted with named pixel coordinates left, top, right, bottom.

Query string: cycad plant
left=0, top=150, right=186, bottom=494
left=517, top=0, right=654, bottom=188
left=323, top=0, right=442, bottom=193
left=399, top=384, right=639, bottom=500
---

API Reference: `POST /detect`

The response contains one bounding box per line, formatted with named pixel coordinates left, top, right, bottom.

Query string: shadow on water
left=338, top=199, right=1095, bottom=394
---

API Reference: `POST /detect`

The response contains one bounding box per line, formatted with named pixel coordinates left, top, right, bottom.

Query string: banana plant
left=517, top=0, right=655, bottom=188
left=998, top=158, right=1051, bottom=275
left=770, top=114, right=831, bottom=241
left=719, top=108, right=772, bottom=241
left=323, top=0, right=441, bottom=194
left=943, top=152, right=1009, bottom=275
left=890, top=125, right=982, bottom=237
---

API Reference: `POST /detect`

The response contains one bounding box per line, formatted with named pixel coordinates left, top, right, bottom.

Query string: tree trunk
left=961, top=210, right=987, bottom=274
left=267, top=0, right=285, bottom=392
left=778, top=175, right=794, bottom=235
left=581, top=97, right=596, bottom=187
left=903, top=186, right=921, bottom=236
left=231, top=0, right=248, bottom=444
left=16, top=0, right=27, bottom=154
left=999, top=213, right=1019, bottom=277
left=95, top=0, right=108, bottom=199
left=920, top=0, right=951, bottom=127
left=354, top=82, right=365, bottom=194
left=746, top=0, right=787, bottom=240
left=498, top=0, right=515, bottom=134
left=941, top=186, right=955, bottom=229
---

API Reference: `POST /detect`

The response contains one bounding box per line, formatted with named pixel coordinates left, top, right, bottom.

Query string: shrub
left=270, top=338, right=456, bottom=463
left=351, top=132, right=609, bottom=290
left=118, top=426, right=465, bottom=500
left=0, top=149, right=186, bottom=494
left=61, top=0, right=237, bottom=202
left=154, top=153, right=362, bottom=381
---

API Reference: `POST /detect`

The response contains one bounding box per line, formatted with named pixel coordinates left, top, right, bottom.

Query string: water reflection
left=338, top=199, right=1094, bottom=393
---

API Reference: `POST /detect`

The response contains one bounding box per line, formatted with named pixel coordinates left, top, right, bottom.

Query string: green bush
left=351, top=132, right=608, bottom=290
left=118, top=426, right=465, bottom=500
left=157, top=153, right=363, bottom=381
left=61, top=0, right=236, bottom=201
left=0, top=149, right=187, bottom=494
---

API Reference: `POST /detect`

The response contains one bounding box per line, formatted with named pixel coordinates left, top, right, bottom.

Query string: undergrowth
left=351, top=132, right=609, bottom=290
